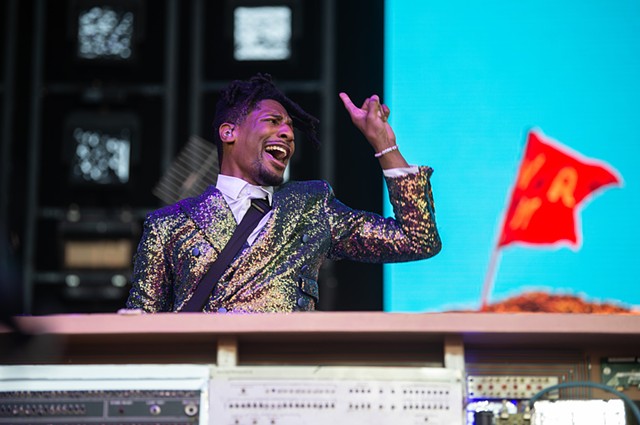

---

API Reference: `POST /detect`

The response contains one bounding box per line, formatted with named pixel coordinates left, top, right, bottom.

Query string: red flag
left=498, top=130, right=622, bottom=249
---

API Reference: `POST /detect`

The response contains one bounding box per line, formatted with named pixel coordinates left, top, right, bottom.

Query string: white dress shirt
left=216, top=174, right=274, bottom=245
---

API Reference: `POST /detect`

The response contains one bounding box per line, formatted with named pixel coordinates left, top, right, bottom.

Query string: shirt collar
left=216, top=174, right=274, bottom=204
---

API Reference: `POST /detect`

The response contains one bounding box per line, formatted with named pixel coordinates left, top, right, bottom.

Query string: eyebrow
left=262, top=112, right=293, bottom=125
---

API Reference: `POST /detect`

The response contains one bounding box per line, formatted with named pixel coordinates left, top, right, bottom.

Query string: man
left=126, top=74, right=441, bottom=313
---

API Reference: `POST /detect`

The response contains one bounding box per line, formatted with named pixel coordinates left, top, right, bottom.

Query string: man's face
left=222, top=99, right=295, bottom=186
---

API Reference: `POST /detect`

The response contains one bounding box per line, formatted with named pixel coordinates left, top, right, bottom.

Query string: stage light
left=71, top=127, right=131, bottom=184
left=71, top=0, right=144, bottom=63
left=233, top=6, right=292, bottom=61
left=64, top=111, right=139, bottom=186
left=77, top=6, right=134, bottom=60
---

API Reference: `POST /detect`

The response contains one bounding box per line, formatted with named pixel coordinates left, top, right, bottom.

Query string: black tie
left=225, top=198, right=271, bottom=254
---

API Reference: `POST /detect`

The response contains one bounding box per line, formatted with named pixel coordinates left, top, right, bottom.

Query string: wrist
left=374, top=144, right=399, bottom=158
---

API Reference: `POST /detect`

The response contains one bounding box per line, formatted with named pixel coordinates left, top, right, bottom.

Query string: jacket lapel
left=178, top=186, right=237, bottom=254
left=257, top=183, right=304, bottom=245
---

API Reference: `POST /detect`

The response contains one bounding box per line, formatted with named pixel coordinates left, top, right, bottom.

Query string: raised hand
left=339, top=93, right=396, bottom=151
left=339, top=92, right=408, bottom=168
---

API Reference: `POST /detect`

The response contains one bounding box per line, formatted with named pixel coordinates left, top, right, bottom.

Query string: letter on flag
left=498, top=130, right=622, bottom=249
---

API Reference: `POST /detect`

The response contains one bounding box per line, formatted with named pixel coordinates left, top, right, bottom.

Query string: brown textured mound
left=482, top=291, right=637, bottom=314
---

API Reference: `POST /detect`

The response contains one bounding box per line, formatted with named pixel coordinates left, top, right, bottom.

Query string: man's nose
left=279, top=124, right=294, bottom=140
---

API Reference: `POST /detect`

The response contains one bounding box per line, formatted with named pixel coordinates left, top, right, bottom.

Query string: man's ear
left=219, top=123, right=236, bottom=143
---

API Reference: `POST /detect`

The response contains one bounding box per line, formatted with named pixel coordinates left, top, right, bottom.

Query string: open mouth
left=264, top=144, right=290, bottom=166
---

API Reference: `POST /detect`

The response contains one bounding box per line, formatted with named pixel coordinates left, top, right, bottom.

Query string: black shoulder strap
left=180, top=198, right=271, bottom=312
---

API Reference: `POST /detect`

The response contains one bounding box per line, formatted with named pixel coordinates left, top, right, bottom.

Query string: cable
left=529, top=381, right=640, bottom=423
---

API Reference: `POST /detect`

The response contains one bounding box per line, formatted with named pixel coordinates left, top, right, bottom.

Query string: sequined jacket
left=126, top=166, right=441, bottom=313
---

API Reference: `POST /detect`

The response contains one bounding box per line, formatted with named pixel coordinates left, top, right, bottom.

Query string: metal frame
left=23, top=0, right=46, bottom=314
left=318, top=0, right=337, bottom=310
left=161, top=0, right=179, bottom=172
left=21, top=0, right=181, bottom=314
left=0, top=0, right=18, bottom=255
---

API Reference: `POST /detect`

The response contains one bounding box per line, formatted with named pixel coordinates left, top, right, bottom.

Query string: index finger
left=339, top=92, right=358, bottom=114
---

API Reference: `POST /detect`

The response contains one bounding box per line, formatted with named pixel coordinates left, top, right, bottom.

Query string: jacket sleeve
left=326, top=166, right=441, bottom=263
left=125, top=214, right=174, bottom=312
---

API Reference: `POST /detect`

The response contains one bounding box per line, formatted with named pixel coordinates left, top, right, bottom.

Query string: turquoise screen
left=383, top=0, right=640, bottom=312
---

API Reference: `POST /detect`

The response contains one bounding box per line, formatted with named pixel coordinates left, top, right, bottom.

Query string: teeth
left=265, top=145, right=287, bottom=157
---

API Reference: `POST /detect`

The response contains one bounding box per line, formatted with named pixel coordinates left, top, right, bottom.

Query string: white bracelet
left=374, top=144, right=399, bottom=158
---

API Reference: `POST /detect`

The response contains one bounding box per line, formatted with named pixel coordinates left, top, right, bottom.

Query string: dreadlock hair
left=212, top=73, right=320, bottom=163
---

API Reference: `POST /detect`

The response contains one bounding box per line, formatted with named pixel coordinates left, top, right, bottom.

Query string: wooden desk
left=2, top=312, right=639, bottom=365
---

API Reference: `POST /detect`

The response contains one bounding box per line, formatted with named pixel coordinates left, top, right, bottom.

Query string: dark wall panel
left=1, top=0, right=385, bottom=314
